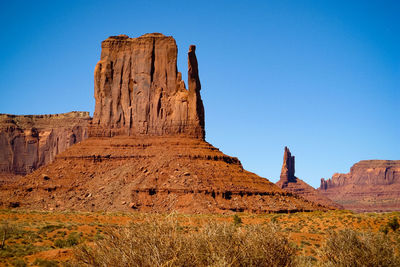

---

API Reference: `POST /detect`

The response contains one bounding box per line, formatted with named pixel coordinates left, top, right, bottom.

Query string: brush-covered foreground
left=1, top=210, right=400, bottom=266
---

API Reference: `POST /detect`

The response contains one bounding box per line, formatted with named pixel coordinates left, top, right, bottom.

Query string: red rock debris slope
left=276, top=147, right=342, bottom=209
left=1, top=137, right=324, bottom=213
left=0, top=33, right=327, bottom=213
left=319, top=160, right=400, bottom=212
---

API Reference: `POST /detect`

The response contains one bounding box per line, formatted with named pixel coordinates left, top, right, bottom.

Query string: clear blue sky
left=0, top=0, right=399, bottom=188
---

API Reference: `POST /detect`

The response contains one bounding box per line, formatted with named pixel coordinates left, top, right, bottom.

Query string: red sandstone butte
left=90, top=33, right=204, bottom=138
left=0, top=33, right=327, bottom=213
left=319, top=160, right=400, bottom=212
left=276, top=147, right=342, bottom=209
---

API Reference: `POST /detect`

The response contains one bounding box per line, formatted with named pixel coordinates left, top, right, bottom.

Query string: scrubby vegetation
left=0, top=210, right=399, bottom=266
left=75, top=218, right=295, bottom=267
left=320, top=229, right=400, bottom=266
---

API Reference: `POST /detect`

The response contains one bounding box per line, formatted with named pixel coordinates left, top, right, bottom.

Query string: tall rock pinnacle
left=280, top=146, right=296, bottom=185
left=91, top=33, right=205, bottom=139
left=276, top=146, right=342, bottom=209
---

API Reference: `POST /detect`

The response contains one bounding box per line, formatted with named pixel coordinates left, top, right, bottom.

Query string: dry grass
left=74, top=217, right=295, bottom=267
left=320, top=229, right=400, bottom=267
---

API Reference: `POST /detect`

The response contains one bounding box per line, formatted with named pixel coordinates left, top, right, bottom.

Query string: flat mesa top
left=354, top=160, right=400, bottom=168
left=106, top=33, right=170, bottom=41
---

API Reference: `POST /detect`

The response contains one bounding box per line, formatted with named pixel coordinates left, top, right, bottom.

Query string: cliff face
left=0, top=112, right=90, bottom=175
left=319, top=160, right=400, bottom=212
left=276, top=147, right=342, bottom=209
left=90, top=33, right=204, bottom=139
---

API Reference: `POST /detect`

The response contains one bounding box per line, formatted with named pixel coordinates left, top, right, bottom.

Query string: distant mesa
left=319, top=160, right=400, bottom=212
left=0, top=33, right=327, bottom=213
left=276, top=146, right=342, bottom=209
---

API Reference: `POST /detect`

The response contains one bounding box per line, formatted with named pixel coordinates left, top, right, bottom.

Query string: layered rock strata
left=0, top=33, right=329, bottom=213
left=0, top=137, right=325, bottom=213
left=0, top=112, right=90, bottom=175
left=319, top=160, right=400, bottom=212
left=276, top=147, right=342, bottom=209
left=90, top=33, right=204, bottom=139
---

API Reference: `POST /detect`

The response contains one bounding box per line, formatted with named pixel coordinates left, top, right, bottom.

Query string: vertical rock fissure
left=118, top=57, right=125, bottom=126
left=150, top=38, right=155, bottom=84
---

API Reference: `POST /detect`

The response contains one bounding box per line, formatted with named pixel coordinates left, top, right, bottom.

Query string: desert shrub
left=380, top=225, right=389, bottom=235
left=233, top=214, right=242, bottom=226
left=319, top=229, right=400, bottom=267
left=270, top=215, right=279, bottom=223
left=11, top=258, right=27, bottom=267
left=54, top=232, right=81, bottom=248
left=75, top=218, right=196, bottom=266
left=33, top=258, right=59, bottom=267
left=1, top=220, right=19, bottom=249
left=194, top=222, right=295, bottom=266
left=38, top=224, right=64, bottom=234
left=0, top=243, right=47, bottom=258
left=74, top=218, right=296, bottom=267
left=54, top=239, right=65, bottom=248
left=293, top=255, right=317, bottom=267
left=388, top=217, right=400, bottom=232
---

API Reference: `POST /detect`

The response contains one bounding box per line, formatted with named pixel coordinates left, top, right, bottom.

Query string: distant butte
left=0, top=33, right=327, bottom=213
left=319, top=160, right=400, bottom=212
left=276, top=147, right=342, bottom=209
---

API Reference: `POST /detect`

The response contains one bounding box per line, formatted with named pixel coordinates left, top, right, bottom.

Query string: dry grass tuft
left=74, top=217, right=296, bottom=267
left=320, top=229, right=400, bottom=267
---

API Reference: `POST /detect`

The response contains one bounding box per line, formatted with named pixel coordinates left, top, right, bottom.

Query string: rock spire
left=90, top=33, right=205, bottom=139
left=280, top=146, right=296, bottom=185
left=276, top=146, right=342, bottom=209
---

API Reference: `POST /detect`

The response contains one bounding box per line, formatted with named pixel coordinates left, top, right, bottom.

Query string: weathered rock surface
left=276, top=147, right=342, bottom=209
left=319, top=160, right=400, bottom=212
left=90, top=33, right=204, bottom=138
left=0, top=112, right=90, bottom=175
left=0, top=33, right=329, bottom=213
